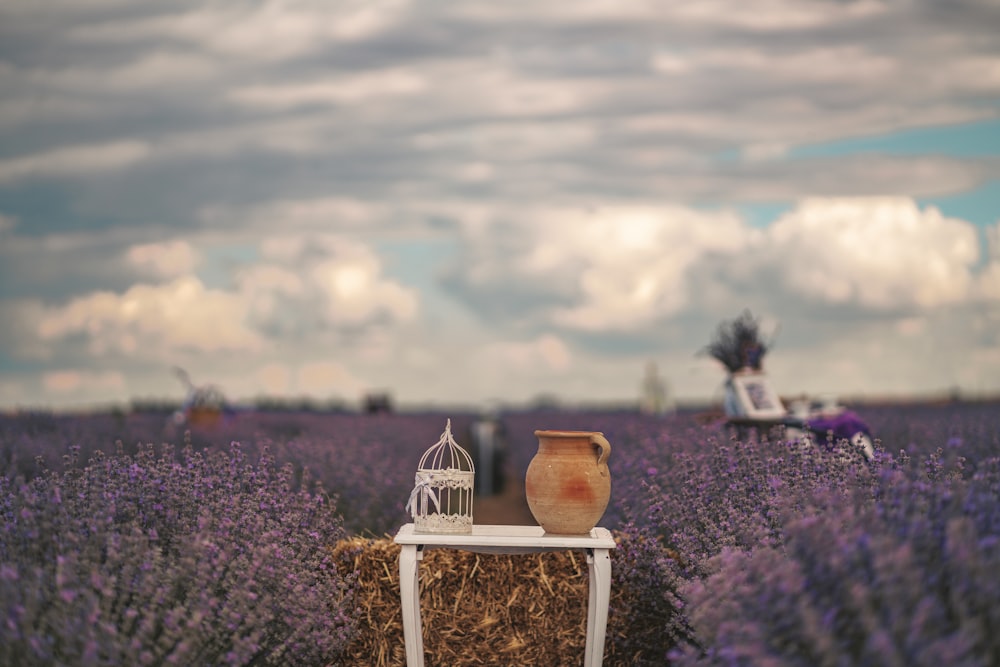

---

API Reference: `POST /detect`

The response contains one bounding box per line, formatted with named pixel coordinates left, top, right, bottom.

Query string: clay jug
left=525, top=430, right=611, bottom=534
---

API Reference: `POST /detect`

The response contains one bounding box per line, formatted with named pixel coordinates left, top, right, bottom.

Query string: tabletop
left=394, top=523, right=616, bottom=550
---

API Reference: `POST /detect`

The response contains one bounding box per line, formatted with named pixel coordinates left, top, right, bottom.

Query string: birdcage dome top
left=417, top=418, right=475, bottom=473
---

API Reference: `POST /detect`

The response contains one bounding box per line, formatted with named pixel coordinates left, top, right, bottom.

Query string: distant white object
left=788, top=398, right=810, bottom=420
left=726, top=370, right=786, bottom=420
left=852, top=431, right=876, bottom=461
left=640, top=361, right=675, bottom=416
left=734, top=387, right=876, bottom=462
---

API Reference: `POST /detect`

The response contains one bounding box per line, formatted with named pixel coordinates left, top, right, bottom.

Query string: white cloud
left=412, top=119, right=599, bottom=165
left=0, top=213, right=15, bottom=233
left=488, top=334, right=572, bottom=373
left=125, top=240, right=199, bottom=279
left=452, top=0, right=884, bottom=27
left=741, top=142, right=789, bottom=162
left=977, top=222, right=1000, bottom=301
left=228, top=68, right=426, bottom=110
left=442, top=197, right=997, bottom=365
left=0, top=140, right=149, bottom=183
left=42, top=369, right=125, bottom=393
left=106, top=51, right=223, bottom=90
left=36, top=277, right=263, bottom=356
left=295, top=361, right=364, bottom=397
left=667, top=0, right=886, bottom=30
left=977, top=264, right=1000, bottom=301
left=252, top=363, right=292, bottom=395
left=766, top=198, right=980, bottom=308
left=29, top=233, right=419, bottom=360
left=240, top=234, right=418, bottom=333
left=311, top=255, right=417, bottom=325
left=448, top=204, right=753, bottom=331
left=456, top=161, right=494, bottom=183
left=895, top=317, right=927, bottom=337
left=3, top=0, right=1000, bottom=409
left=70, top=0, right=408, bottom=60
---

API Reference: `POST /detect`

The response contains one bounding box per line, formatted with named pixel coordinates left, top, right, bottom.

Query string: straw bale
left=333, top=536, right=611, bottom=667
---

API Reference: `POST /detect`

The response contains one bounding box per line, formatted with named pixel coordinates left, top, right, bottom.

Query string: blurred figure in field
left=467, top=412, right=508, bottom=497
left=640, top=361, right=675, bottom=416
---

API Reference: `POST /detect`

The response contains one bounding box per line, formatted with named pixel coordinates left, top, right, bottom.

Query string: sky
left=1, top=0, right=999, bottom=412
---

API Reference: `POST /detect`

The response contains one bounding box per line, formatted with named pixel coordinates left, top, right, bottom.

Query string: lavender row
left=5, top=402, right=996, bottom=536
left=2, top=402, right=998, bottom=664
left=1, top=439, right=356, bottom=666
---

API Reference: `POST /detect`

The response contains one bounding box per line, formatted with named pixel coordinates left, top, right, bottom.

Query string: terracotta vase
left=525, top=430, right=612, bottom=535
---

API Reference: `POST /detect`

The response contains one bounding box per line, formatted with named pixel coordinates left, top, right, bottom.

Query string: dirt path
left=472, top=474, right=537, bottom=525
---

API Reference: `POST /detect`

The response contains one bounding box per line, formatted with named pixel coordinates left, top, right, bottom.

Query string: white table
left=394, top=523, right=616, bottom=667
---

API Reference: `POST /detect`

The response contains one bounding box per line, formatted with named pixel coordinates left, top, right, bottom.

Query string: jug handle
left=590, top=433, right=611, bottom=467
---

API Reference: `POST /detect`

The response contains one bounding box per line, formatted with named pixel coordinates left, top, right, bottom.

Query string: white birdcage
left=405, top=419, right=475, bottom=534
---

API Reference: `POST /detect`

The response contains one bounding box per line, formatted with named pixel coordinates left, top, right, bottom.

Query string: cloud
left=443, top=197, right=994, bottom=346
left=2, top=0, right=997, bottom=222
left=0, top=140, right=150, bottom=183
left=295, top=361, right=364, bottom=397
left=765, top=198, right=980, bottom=309
left=0, top=229, right=175, bottom=301
left=487, top=334, right=573, bottom=373
left=240, top=234, right=419, bottom=336
left=449, top=0, right=885, bottom=28
left=125, top=240, right=198, bottom=279
left=253, top=363, right=292, bottom=395
left=231, top=360, right=364, bottom=399
left=204, top=197, right=382, bottom=231
left=27, top=232, right=419, bottom=360
left=977, top=221, right=1000, bottom=301
left=43, top=369, right=125, bottom=393
left=0, top=226, right=423, bottom=397
left=443, top=204, right=753, bottom=330
left=3, top=0, right=1000, bottom=408
left=36, top=276, right=263, bottom=356
left=69, top=1, right=409, bottom=60
left=228, top=68, right=426, bottom=110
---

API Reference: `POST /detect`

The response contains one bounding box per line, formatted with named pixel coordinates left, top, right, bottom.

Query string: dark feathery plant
left=701, top=309, right=772, bottom=373
left=0, top=439, right=357, bottom=666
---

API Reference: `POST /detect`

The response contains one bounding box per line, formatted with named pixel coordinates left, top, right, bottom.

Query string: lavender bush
left=1, top=411, right=469, bottom=538
left=606, top=401, right=1000, bottom=664
left=671, top=455, right=1000, bottom=666
left=0, top=440, right=357, bottom=666
left=2, top=400, right=997, bottom=664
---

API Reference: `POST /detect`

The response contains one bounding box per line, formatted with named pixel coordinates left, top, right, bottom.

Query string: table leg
left=584, top=547, right=612, bottom=667
left=399, top=544, right=425, bottom=667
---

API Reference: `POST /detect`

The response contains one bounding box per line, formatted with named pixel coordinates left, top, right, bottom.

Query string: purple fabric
left=806, top=411, right=871, bottom=441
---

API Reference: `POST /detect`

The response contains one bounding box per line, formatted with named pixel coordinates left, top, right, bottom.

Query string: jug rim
left=534, top=429, right=604, bottom=438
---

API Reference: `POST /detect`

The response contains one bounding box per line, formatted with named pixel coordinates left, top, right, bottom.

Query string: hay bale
left=332, top=534, right=687, bottom=666
left=332, top=536, right=597, bottom=666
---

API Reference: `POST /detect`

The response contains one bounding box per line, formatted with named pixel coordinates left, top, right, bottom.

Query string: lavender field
left=2, top=400, right=999, bottom=665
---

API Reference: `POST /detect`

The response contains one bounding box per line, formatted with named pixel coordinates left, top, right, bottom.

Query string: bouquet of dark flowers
left=701, top=309, right=773, bottom=373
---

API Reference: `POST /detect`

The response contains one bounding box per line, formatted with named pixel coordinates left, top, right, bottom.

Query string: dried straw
left=332, top=536, right=631, bottom=667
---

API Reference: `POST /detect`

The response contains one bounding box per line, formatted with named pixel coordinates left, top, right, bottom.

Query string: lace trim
left=414, top=512, right=473, bottom=534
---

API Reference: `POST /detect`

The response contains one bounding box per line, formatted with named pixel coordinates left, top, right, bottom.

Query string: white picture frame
left=730, top=372, right=786, bottom=419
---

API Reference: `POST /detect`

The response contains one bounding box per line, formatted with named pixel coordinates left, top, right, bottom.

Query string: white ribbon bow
left=405, top=476, right=441, bottom=518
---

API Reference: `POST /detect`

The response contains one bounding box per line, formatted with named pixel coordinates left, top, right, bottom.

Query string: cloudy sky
left=1, top=0, right=999, bottom=411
